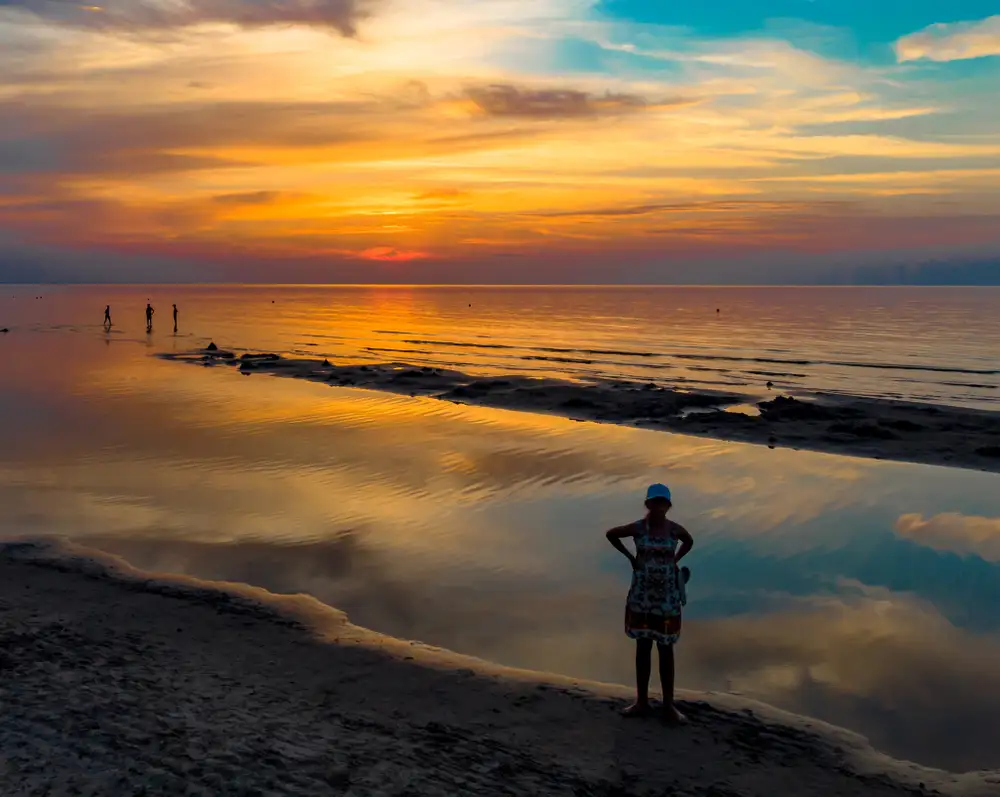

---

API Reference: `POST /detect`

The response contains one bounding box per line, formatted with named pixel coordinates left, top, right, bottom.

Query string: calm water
left=3, top=284, right=999, bottom=407
left=2, top=285, right=1000, bottom=771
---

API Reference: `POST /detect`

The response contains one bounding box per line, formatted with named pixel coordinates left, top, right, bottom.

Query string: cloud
left=896, top=16, right=1000, bottom=62
left=211, top=191, right=303, bottom=205
left=1, top=0, right=999, bottom=282
left=0, top=0, right=372, bottom=36
left=0, top=94, right=556, bottom=185
left=412, top=188, right=468, bottom=201
left=461, top=83, right=686, bottom=119
left=682, top=587, right=1000, bottom=771
left=896, top=513, right=1000, bottom=562
left=0, top=230, right=210, bottom=282
left=0, top=102, right=346, bottom=180
left=529, top=199, right=846, bottom=220
left=357, top=246, right=429, bottom=261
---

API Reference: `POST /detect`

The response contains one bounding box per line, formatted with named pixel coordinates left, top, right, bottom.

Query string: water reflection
left=3, top=283, right=1000, bottom=407
left=896, top=513, right=1000, bottom=563
left=35, top=532, right=1000, bottom=772
left=1, top=313, right=1000, bottom=770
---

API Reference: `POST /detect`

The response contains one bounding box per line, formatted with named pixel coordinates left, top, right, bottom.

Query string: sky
left=1, top=0, right=999, bottom=283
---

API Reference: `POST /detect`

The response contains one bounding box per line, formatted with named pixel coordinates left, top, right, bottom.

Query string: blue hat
left=646, top=483, right=671, bottom=501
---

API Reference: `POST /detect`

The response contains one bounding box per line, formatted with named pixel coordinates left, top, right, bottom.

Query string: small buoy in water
left=766, top=381, right=773, bottom=389
left=716, top=308, right=720, bottom=313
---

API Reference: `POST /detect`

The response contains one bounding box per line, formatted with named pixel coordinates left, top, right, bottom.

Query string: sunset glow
left=1, top=1, right=998, bottom=282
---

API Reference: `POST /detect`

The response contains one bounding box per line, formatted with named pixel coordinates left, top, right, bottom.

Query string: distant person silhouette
left=104, top=305, right=112, bottom=327
left=145, top=302, right=154, bottom=332
left=173, top=303, right=178, bottom=332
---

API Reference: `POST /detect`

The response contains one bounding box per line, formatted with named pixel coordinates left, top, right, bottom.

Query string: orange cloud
left=3, top=0, right=368, bottom=36
left=2, top=1, right=1000, bottom=282
left=896, top=513, right=1000, bottom=562
left=357, top=246, right=430, bottom=262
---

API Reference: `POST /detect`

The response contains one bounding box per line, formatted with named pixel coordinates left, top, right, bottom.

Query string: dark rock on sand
left=467, top=380, right=506, bottom=392
left=471, top=379, right=515, bottom=390
left=677, top=410, right=758, bottom=429
left=561, top=397, right=599, bottom=410
left=759, top=396, right=840, bottom=422
left=879, top=419, right=925, bottom=432
left=240, top=353, right=280, bottom=361
left=206, top=342, right=218, bottom=351
left=828, top=422, right=899, bottom=440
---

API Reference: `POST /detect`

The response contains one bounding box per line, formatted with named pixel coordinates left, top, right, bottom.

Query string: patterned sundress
left=624, top=519, right=686, bottom=645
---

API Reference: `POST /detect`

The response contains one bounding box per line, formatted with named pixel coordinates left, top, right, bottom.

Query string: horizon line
left=5, top=282, right=1000, bottom=289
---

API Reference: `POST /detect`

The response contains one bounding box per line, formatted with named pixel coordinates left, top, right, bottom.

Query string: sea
left=2, top=284, right=1000, bottom=771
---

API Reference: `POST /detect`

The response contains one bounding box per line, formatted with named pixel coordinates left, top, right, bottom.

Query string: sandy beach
left=165, top=347, right=1000, bottom=474
left=2, top=539, right=998, bottom=796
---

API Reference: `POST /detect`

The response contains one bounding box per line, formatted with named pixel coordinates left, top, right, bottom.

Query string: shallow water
left=3, top=284, right=1000, bottom=408
left=2, top=286, right=1000, bottom=770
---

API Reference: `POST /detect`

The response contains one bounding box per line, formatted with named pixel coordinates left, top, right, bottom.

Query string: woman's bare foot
left=661, top=704, right=688, bottom=725
left=621, top=702, right=652, bottom=718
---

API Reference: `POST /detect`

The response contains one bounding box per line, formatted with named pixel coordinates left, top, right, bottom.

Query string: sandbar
left=162, top=347, right=1000, bottom=473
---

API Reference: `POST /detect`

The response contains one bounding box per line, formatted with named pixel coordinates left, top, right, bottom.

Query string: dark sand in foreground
left=165, top=347, right=1000, bottom=473
left=2, top=540, right=998, bottom=797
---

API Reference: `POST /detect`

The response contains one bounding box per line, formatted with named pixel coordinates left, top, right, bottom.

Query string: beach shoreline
left=3, top=538, right=998, bottom=796
left=164, top=347, right=1000, bottom=474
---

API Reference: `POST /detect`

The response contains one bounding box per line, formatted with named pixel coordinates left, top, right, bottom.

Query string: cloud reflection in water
left=2, top=324, right=1000, bottom=770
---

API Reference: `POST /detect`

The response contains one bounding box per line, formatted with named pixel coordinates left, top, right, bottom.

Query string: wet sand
left=3, top=539, right=998, bottom=796
left=164, top=347, right=1000, bottom=473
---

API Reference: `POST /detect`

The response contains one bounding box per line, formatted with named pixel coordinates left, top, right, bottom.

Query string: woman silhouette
left=606, top=483, right=693, bottom=723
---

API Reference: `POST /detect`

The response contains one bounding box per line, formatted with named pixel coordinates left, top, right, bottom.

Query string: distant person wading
left=145, top=303, right=154, bottom=332
left=173, top=304, right=178, bottom=332
left=606, top=484, right=693, bottom=724
left=103, top=305, right=112, bottom=328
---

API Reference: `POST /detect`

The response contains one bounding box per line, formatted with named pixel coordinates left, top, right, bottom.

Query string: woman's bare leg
left=657, top=642, right=686, bottom=724
left=623, top=639, right=653, bottom=716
